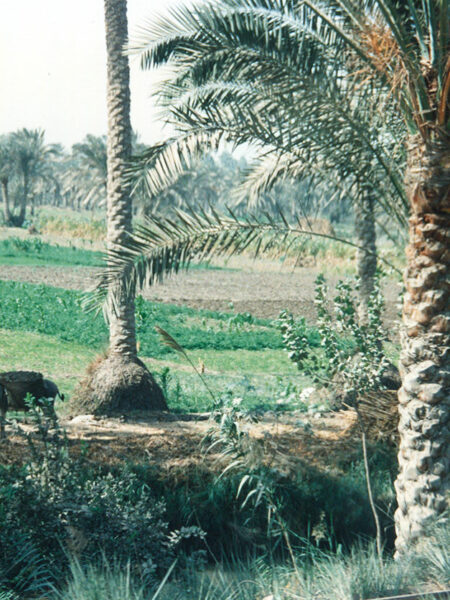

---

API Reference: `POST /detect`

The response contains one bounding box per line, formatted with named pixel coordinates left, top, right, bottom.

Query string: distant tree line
left=0, top=128, right=377, bottom=229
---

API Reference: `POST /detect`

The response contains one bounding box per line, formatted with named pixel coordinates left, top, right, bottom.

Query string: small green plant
left=154, top=367, right=184, bottom=408
left=11, top=393, right=69, bottom=493
left=277, top=273, right=390, bottom=397
left=5, top=236, right=47, bottom=253
left=226, top=311, right=255, bottom=331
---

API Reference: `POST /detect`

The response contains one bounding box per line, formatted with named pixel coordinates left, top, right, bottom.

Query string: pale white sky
left=0, top=0, right=183, bottom=150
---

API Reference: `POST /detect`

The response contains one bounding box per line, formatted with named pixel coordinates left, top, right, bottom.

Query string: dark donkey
left=0, top=371, right=64, bottom=438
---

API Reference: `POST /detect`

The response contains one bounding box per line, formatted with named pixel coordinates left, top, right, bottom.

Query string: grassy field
left=0, top=236, right=105, bottom=266
left=0, top=236, right=398, bottom=413
left=0, top=273, right=319, bottom=412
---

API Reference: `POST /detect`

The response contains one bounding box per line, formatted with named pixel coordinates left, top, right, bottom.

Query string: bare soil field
left=0, top=257, right=402, bottom=325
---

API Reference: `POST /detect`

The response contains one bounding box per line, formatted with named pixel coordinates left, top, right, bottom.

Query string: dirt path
left=0, top=258, right=402, bottom=325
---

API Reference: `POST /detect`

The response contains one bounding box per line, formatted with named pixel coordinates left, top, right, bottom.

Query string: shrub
left=277, top=274, right=391, bottom=397
left=0, top=408, right=204, bottom=596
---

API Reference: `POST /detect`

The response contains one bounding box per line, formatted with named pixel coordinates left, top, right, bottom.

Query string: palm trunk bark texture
left=70, top=0, right=167, bottom=414
left=1, top=178, right=12, bottom=225
left=394, top=135, right=450, bottom=555
left=104, top=0, right=136, bottom=357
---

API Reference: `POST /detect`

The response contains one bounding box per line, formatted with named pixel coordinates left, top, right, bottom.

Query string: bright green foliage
left=277, top=274, right=390, bottom=395
left=0, top=280, right=285, bottom=356
left=0, top=238, right=105, bottom=267
left=0, top=281, right=109, bottom=348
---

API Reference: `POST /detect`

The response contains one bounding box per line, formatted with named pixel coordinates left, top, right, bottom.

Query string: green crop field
left=0, top=237, right=106, bottom=267
left=0, top=277, right=322, bottom=412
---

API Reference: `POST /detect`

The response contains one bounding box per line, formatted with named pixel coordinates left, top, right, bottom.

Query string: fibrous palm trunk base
left=72, top=354, right=167, bottom=415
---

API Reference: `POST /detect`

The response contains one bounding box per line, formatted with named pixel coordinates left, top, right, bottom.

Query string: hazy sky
left=0, top=0, right=183, bottom=149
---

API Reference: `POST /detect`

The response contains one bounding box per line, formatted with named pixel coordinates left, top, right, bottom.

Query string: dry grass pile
left=356, top=389, right=399, bottom=444
left=70, top=353, right=167, bottom=416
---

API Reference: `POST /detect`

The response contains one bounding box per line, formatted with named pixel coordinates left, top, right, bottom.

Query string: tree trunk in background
left=18, top=172, right=29, bottom=226
left=1, top=177, right=12, bottom=225
left=73, top=0, right=166, bottom=414
left=394, top=135, right=450, bottom=555
left=354, top=194, right=377, bottom=323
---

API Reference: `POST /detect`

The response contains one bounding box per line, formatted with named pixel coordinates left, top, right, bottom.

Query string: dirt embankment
left=1, top=410, right=364, bottom=474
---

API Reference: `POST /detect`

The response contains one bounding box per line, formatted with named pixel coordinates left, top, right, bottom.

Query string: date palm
left=293, top=0, right=450, bottom=556
left=128, top=0, right=407, bottom=319
left=124, top=0, right=448, bottom=553
left=0, top=129, right=60, bottom=226
left=64, top=132, right=145, bottom=211
left=0, top=135, right=13, bottom=225
left=69, top=134, right=108, bottom=210
left=75, top=0, right=166, bottom=414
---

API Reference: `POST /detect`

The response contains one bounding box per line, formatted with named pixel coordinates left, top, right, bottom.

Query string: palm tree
left=68, top=135, right=108, bottom=210
left=75, top=0, right=166, bottom=414
left=0, top=129, right=60, bottom=226
left=127, top=1, right=407, bottom=319
left=125, top=0, right=448, bottom=553
left=61, top=132, right=146, bottom=211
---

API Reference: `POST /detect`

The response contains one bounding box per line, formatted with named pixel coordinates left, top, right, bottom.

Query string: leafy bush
left=277, top=274, right=391, bottom=397
left=0, top=407, right=204, bottom=596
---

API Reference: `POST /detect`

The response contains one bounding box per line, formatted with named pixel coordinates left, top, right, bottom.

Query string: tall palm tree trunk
left=354, top=193, right=377, bottom=323
left=394, top=135, right=450, bottom=555
left=72, top=0, right=166, bottom=414
left=104, top=0, right=136, bottom=358
left=16, top=171, right=29, bottom=228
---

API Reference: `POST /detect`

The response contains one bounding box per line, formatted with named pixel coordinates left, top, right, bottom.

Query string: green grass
left=170, top=348, right=300, bottom=374
left=0, top=328, right=98, bottom=402
left=0, top=328, right=306, bottom=413
left=0, top=236, right=238, bottom=271
left=0, top=237, right=105, bottom=267
left=0, top=280, right=290, bottom=357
